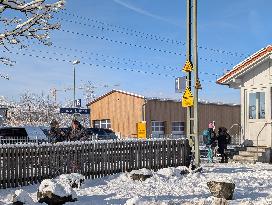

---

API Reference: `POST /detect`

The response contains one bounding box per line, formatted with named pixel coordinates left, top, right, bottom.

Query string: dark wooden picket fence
left=0, top=139, right=190, bottom=189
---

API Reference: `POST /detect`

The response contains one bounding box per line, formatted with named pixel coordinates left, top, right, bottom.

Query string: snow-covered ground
left=1, top=162, right=272, bottom=205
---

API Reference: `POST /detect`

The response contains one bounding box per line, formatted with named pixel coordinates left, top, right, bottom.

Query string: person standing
left=203, top=129, right=215, bottom=163
left=209, top=121, right=217, bottom=160
left=48, top=119, right=66, bottom=142
left=217, top=127, right=231, bottom=163
left=68, top=119, right=88, bottom=141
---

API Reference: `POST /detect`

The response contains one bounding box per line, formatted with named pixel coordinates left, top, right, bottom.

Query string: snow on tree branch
left=4, top=92, right=73, bottom=127
left=0, top=0, right=65, bottom=55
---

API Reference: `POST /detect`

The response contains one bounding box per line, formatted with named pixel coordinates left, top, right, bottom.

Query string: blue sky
left=1, top=0, right=272, bottom=105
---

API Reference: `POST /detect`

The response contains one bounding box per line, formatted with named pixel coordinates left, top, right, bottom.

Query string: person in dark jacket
left=68, top=119, right=88, bottom=141
left=217, top=127, right=231, bottom=163
left=48, top=119, right=66, bottom=142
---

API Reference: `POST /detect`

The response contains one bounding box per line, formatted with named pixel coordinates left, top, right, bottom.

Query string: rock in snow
left=37, top=178, right=77, bottom=205
left=12, top=189, right=34, bottom=205
left=207, top=181, right=235, bottom=200
left=130, top=168, right=153, bottom=181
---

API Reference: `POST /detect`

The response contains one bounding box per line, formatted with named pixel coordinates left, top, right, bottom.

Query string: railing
left=256, top=122, right=271, bottom=157
left=0, top=139, right=190, bottom=189
left=228, top=123, right=243, bottom=145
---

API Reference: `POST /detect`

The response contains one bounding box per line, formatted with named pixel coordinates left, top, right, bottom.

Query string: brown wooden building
left=87, top=90, right=241, bottom=138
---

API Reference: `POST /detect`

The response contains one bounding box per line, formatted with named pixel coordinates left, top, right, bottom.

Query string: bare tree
left=0, top=0, right=65, bottom=78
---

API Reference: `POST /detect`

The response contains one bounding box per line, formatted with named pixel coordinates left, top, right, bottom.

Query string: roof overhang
left=217, top=45, right=272, bottom=88
left=86, top=89, right=145, bottom=106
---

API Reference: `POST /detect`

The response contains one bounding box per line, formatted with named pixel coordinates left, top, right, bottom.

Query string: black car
left=0, top=127, right=27, bottom=144
left=0, top=127, right=48, bottom=144
left=86, top=128, right=118, bottom=140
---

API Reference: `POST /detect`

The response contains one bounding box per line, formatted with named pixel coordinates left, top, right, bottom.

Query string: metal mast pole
left=193, top=0, right=200, bottom=167
left=73, top=65, right=76, bottom=106
left=186, top=0, right=193, bottom=154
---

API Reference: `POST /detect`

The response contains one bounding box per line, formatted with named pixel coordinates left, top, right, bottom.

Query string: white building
left=218, top=45, right=272, bottom=147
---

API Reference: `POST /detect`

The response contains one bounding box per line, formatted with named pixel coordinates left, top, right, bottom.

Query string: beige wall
left=240, top=58, right=272, bottom=146
left=89, top=92, right=145, bottom=137
left=89, top=91, right=241, bottom=138
left=145, top=100, right=241, bottom=136
left=198, top=103, right=241, bottom=134
left=145, top=100, right=186, bottom=136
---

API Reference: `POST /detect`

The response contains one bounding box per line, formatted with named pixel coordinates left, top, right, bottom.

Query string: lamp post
left=72, top=60, right=80, bottom=107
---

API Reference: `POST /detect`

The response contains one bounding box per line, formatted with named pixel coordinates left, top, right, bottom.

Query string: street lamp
left=72, top=60, right=80, bottom=107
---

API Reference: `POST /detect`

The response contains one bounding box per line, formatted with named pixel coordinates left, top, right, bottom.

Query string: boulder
left=131, top=173, right=152, bottom=181
left=180, top=169, right=190, bottom=175
left=57, top=173, right=85, bottom=188
left=207, top=181, right=235, bottom=200
left=12, top=189, right=34, bottom=205
left=37, top=179, right=77, bottom=205
left=130, top=168, right=152, bottom=181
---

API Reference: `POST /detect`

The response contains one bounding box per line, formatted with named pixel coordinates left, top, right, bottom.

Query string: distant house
left=217, top=45, right=272, bottom=147
left=87, top=90, right=240, bottom=139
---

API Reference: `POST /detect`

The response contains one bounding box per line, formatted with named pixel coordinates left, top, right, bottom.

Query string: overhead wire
left=28, top=41, right=222, bottom=78
left=60, top=11, right=249, bottom=58
left=3, top=47, right=217, bottom=84
left=60, top=28, right=234, bottom=66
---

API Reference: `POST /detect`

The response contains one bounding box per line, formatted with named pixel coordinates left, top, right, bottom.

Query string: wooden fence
left=0, top=139, right=190, bottom=189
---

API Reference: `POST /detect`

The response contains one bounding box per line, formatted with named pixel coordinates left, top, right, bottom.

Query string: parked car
left=42, top=127, right=118, bottom=141
left=86, top=128, right=118, bottom=140
left=0, top=126, right=48, bottom=144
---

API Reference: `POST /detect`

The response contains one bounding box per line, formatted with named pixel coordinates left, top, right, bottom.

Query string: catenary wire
left=27, top=41, right=222, bottom=78
left=59, top=28, right=234, bottom=66
left=60, top=11, right=249, bottom=58
left=2, top=47, right=216, bottom=84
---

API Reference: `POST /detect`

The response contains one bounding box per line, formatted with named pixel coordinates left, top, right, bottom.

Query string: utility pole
left=193, top=0, right=200, bottom=167
left=184, top=0, right=200, bottom=167
left=186, top=0, right=192, bottom=154
left=72, top=60, right=80, bottom=107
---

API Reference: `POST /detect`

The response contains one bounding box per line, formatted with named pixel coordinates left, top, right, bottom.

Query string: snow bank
left=57, top=173, right=85, bottom=188
left=125, top=196, right=168, bottom=205
left=38, top=179, right=76, bottom=198
left=1, top=163, right=272, bottom=204
left=130, top=168, right=152, bottom=176
left=157, top=166, right=189, bottom=178
left=12, top=189, right=35, bottom=204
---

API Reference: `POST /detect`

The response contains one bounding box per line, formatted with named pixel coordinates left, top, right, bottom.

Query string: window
left=259, top=92, right=265, bottom=119
left=93, top=120, right=100, bottom=128
left=171, top=122, right=185, bottom=132
left=249, top=93, right=256, bottom=119
left=151, top=121, right=164, bottom=133
left=101, top=119, right=111, bottom=129
left=248, top=92, right=265, bottom=119
left=93, top=119, right=111, bottom=129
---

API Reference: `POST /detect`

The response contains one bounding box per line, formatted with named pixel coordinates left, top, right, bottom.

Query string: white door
left=245, top=88, right=270, bottom=146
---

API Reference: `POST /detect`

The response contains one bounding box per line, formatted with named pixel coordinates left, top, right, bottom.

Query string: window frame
left=248, top=90, right=266, bottom=121
left=171, top=121, right=185, bottom=133
left=93, top=119, right=111, bottom=129
left=151, top=121, right=165, bottom=133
